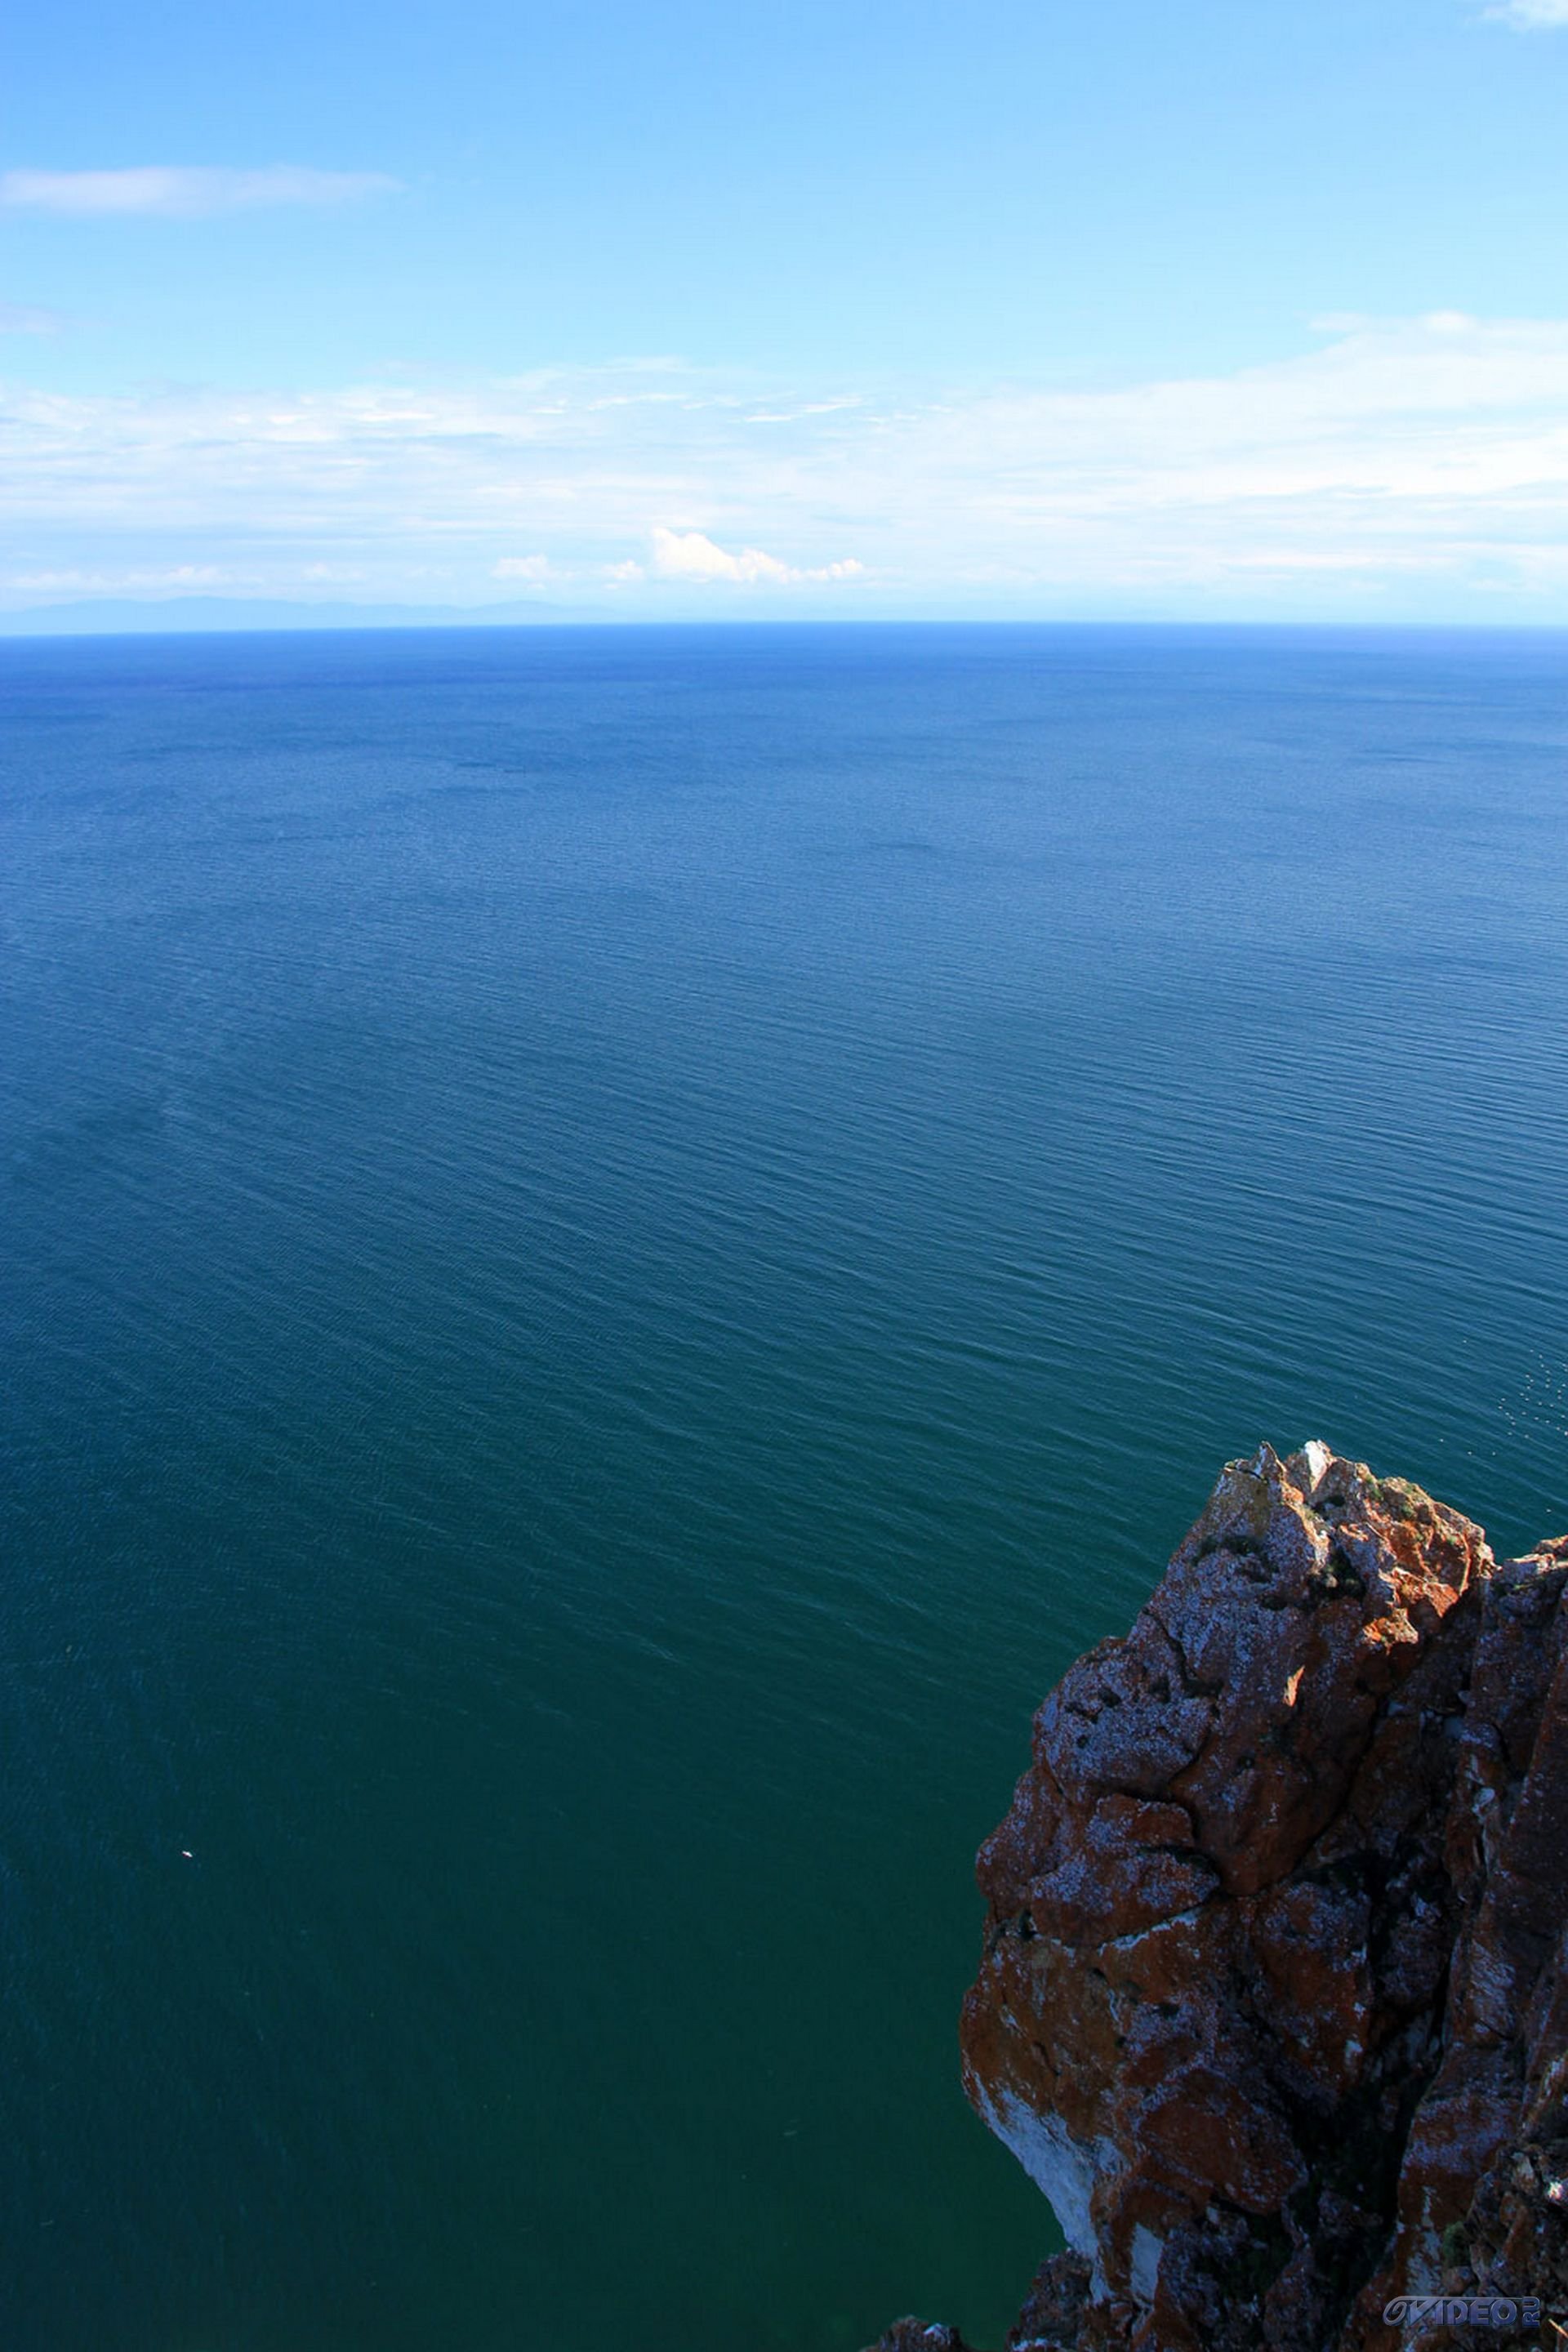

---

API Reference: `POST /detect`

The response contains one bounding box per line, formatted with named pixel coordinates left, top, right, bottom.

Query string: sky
left=5, top=0, right=1568, bottom=622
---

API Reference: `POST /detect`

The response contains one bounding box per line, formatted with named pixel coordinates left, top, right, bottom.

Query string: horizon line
left=6, top=603, right=1568, bottom=643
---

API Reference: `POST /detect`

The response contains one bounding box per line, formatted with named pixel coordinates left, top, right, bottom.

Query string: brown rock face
left=1346, top=1535, right=1568, bottom=2350
left=929, top=1446, right=1567, bottom=2352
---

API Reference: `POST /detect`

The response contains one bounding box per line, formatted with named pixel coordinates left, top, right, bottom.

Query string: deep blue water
left=1, top=623, right=1566, bottom=2352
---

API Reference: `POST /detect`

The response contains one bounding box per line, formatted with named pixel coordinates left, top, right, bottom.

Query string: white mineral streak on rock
left=973, top=2086, right=1120, bottom=2288
left=1127, top=2225, right=1165, bottom=2307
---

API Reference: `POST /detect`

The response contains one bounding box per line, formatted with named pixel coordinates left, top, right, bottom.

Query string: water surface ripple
left=1, top=624, right=1566, bottom=2352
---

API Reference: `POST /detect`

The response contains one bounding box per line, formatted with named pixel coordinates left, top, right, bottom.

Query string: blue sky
left=6, top=0, right=1568, bottom=618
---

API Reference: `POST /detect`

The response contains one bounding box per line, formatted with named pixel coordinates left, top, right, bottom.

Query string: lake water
left=2, top=623, right=1566, bottom=2352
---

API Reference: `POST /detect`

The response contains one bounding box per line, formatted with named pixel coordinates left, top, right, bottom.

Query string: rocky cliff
left=870, top=1445, right=1568, bottom=2352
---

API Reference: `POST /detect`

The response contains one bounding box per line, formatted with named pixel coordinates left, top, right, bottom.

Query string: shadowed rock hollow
left=867, top=1445, right=1568, bottom=2352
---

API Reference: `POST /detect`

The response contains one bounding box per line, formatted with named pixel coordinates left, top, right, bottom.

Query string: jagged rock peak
left=866, top=1447, right=1568, bottom=2352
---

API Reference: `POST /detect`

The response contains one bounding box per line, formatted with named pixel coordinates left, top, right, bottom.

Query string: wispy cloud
left=7, top=315, right=1568, bottom=615
left=1482, top=0, right=1568, bottom=24
left=0, top=301, right=64, bottom=332
left=6, top=565, right=237, bottom=595
left=0, top=166, right=400, bottom=218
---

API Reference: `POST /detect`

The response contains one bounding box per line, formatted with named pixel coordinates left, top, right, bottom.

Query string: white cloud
left=492, top=554, right=551, bottom=580
left=1483, top=0, right=1568, bottom=22
left=0, top=167, right=399, bottom=218
left=648, top=527, right=864, bottom=585
left=8, top=316, right=1568, bottom=616
left=652, top=527, right=792, bottom=582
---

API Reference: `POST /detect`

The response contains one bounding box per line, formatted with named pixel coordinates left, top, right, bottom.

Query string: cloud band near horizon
left=6, top=314, right=1568, bottom=618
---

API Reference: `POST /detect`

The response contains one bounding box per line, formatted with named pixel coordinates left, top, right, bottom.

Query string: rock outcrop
left=869, top=1445, right=1568, bottom=2352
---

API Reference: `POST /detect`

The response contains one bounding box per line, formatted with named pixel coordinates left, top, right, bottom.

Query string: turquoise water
left=2, top=624, right=1566, bottom=2352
